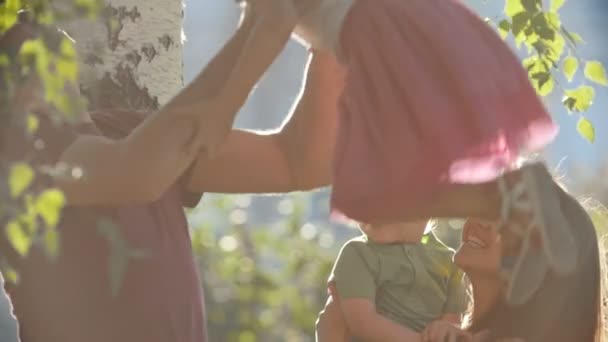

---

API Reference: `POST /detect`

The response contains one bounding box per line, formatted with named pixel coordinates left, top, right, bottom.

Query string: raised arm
left=57, top=1, right=296, bottom=205
left=185, top=48, right=345, bottom=194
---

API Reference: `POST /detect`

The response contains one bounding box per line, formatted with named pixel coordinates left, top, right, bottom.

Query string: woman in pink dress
left=291, top=0, right=576, bottom=306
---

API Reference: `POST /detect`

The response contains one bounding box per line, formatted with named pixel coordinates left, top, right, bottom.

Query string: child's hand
left=421, top=319, right=471, bottom=342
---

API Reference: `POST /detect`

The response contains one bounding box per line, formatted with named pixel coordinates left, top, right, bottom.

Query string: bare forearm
left=59, top=4, right=297, bottom=204
left=164, top=5, right=295, bottom=128
left=164, top=9, right=256, bottom=110
left=274, top=51, right=342, bottom=190
left=59, top=112, right=199, bottom=205
left=350, top=314, right=421, bottom=342
left=187, top=129, right=297, bottom=193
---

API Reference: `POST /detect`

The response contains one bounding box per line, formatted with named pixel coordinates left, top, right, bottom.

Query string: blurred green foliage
left=190, top=194, right=338, bottom=341
left=1, top=0, right=607, bottom=341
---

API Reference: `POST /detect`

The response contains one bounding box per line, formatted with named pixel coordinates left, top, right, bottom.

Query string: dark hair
left=470, top=183, right=603, bottom=341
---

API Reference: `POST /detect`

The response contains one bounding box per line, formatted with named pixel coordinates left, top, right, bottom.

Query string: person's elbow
left=59, top=139, right=170, bottom=205
left=275, top=137, right=332, bottom=192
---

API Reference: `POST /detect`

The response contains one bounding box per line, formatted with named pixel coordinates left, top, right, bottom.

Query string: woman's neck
left=469, top=274, right=502, bottom=324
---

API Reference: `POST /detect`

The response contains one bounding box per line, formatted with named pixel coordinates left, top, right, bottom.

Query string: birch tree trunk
left=64, top=0, right=184, bottom=111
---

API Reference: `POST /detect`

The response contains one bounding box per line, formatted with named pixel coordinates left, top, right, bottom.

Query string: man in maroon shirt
left=0, top=0, right=343, bottom=341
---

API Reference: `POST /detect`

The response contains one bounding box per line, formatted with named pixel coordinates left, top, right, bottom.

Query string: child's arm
left=164, top=0, right=298, bottom=156
left=316, top=295, right=350, bottom=342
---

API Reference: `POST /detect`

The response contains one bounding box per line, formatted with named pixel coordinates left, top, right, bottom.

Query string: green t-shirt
left=329, top=232, right=468, bottom=332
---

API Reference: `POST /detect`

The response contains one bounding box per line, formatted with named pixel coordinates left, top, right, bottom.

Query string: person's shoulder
left=88, top=109, right=151, bottom=139
left=422, top=232, right=461, bottom=268
left=339, top=236, right=377, bottom=256
left=341, top=235, right=371, bottom=249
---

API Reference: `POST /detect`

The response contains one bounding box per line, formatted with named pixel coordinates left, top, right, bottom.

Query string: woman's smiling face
left=454, top=219, right=503, bottom=277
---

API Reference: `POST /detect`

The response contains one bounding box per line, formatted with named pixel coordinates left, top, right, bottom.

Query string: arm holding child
left=421, top=263, right=470, bottom=342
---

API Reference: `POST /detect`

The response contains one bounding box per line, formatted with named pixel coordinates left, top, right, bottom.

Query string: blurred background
left=1, top=0, right=607, bottom=341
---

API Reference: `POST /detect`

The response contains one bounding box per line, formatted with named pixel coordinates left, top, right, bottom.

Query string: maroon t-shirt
left=1, top=110, right=206, bottom=342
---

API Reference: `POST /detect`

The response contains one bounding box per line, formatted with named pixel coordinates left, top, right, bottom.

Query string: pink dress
left=325, top=0, right=558, bottom=224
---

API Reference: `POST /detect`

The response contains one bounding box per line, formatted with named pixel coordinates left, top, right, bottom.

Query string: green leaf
left=505, top=0, right=525, bottom=17
left=546, top=12, right=561, bottom=29
left=531, top=72, right=554, bottom=96
left=109, top=248, right=128, bottom=297
left=569, top=32, right=584, bottom=44
left=238, top=331, right=256, bottom=342
left=35, top=189, right=66, bottom=228
left=0, top=0, right=20, bottom=32
left=523, top=56, right=542, bottom=73
left=584, top=61, right=608, bottom=86
left=421, top=235, right=429, bottom=245
left=532, top=13, right=555, bottom=41
left=512, top=12, right=531, bottom=38
left=44, top=229, right=60, bottom=260
left=562, top=56, right=578, bottom=82
left=498, top=20, right=511, bottom=39
left=97, top=220, right=132, bottom=297
left=9, top=163, right=35, bottom=197
left=56, top=59, right=78, bottom=82
left=2, top=267, right=19, bottom=284
left=577, top=117, right=595, bottom=143
left=551, top=0, right=566, bottom=12
left=5, top=0, right=22, bottom=11
left=539, top=77, right=554, bottom=96
left=563, top=86, right=595, bottom=112
left=0, top=54, right=9, bottom=66
left=59, top=37, right=77, bottom=58
left=522, top=0, right=541, bottom=13
left=545, top=33, right=566, bottom=61
left=27, top=114, right=39, bottom=134
left=6, top=221, right=31, bottom=256
left=562, top=27, right=585, bottom=46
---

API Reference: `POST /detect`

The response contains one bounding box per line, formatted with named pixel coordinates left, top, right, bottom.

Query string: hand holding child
left=421, top=319, right=471, bottom=342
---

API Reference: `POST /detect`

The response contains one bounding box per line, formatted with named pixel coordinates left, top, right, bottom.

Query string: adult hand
left=421, top=320, right=472, bottom=342
left=183, top=0, right=299, bottom=159
left=470, top=330, right=525, bottom=342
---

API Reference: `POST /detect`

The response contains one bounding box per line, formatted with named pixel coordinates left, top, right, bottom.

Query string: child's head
left=359, top=220, right=432, bottom=243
